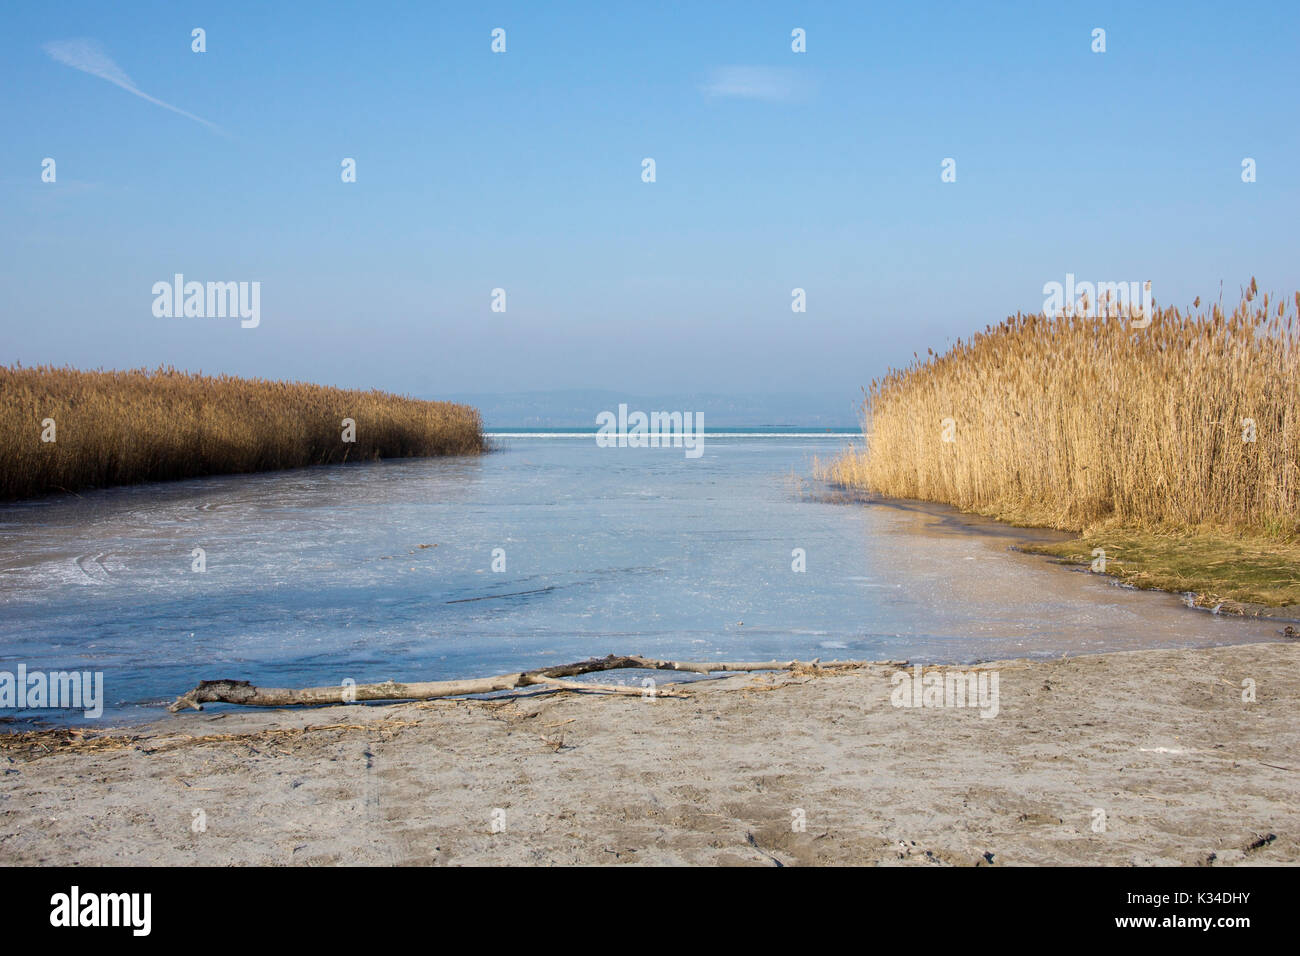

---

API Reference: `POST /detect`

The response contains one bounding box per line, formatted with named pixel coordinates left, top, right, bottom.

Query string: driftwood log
left=168, top=653, right=891, bottom=713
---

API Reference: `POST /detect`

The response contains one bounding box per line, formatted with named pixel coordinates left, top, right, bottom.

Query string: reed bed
left=824, top=284, right=1300, bottom=538
left=0, top=365, right=485, bottom=500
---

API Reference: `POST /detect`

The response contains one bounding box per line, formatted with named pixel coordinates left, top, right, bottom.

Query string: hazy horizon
left=444, top=388, right=862, bottom=428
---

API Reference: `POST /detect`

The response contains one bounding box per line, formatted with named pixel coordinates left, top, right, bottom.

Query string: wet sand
left=1, top=641, right=1295, bottom=866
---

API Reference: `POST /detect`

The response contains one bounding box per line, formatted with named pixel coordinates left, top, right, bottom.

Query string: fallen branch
left=526, top=674, right=687, bottom=699
left=167, top=653, right=896, bottom=712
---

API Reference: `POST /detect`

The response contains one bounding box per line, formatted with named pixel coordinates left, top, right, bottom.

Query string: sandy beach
left=1, top=641, right=1295, bottom=866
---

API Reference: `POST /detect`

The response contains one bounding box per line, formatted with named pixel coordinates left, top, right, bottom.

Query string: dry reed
left=0, top=365, right=485, bottom=500
left=824, top=283, right=1300, bottom=537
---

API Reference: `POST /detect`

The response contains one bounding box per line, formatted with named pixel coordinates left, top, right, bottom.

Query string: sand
left=1, top=642, right=1296, bottom=866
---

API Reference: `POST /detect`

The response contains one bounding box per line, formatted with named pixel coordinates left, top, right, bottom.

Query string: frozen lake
left=0, top=433, right=1282, bottom=725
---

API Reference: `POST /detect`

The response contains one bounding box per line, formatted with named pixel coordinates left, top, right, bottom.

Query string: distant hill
left=437, top=390, right=863, bottom=429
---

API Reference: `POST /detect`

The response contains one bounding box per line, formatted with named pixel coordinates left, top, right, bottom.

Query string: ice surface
left=0, top=436, right=1280, bottom=724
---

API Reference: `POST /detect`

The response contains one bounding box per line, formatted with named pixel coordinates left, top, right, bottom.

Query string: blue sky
left=3, top=1, right=1298, bottom=406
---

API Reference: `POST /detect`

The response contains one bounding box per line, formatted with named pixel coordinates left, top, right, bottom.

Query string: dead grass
left=0, top=717, right=424, bottom=762
left=824, top=283, right=1300, bottom=537
left=822, top=284, right=1300, bottom=606
left=0, top=364, right=485, bottom=500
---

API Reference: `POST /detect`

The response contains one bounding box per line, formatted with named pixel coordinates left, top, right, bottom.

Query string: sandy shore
left=1, top=642, right=1296, bottom=866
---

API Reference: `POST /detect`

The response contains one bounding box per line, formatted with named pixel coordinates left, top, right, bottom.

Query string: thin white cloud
left=44, top=38, right=226, bottom=135
left=701, top=66, right=810, bottom=102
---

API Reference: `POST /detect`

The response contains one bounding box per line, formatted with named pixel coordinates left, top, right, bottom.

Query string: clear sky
left=3, top=1, right=1298, bottom=402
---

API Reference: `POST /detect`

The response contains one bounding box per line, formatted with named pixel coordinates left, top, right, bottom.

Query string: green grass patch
left=1020, top=532, right=1300, bottom=609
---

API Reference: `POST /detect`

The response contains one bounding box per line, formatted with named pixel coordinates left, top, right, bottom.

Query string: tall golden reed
left=825, top=285, right=1300, bottom=537
left=1, top=365, right=485, bottom=500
